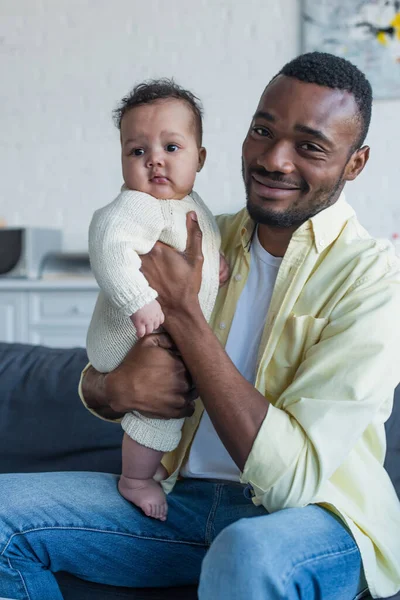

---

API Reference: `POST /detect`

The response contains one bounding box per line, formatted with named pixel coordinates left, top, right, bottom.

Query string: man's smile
left=251, top=173, right=300, bottom=199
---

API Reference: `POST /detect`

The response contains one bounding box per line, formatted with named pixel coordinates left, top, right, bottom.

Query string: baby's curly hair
left=113, top=78, right=203, bottom=145
left=276, top=52, right=373, bottom=149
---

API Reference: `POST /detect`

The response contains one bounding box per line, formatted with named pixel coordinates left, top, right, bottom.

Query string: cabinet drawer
left=29, top=326, right=89, bottom=348
left=29, top=291, right=97, bottom=325
left=0, top=292, right=27, bottom=342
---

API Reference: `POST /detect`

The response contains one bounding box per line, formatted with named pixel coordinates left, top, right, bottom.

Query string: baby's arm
left=89, top=190, right=165, bottom=317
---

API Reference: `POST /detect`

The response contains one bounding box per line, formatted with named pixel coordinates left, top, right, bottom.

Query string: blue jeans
left=0, top=472, right=368, bottom=600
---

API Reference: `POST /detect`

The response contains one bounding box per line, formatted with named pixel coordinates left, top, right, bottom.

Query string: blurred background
left=1, top=0, right=398, bottom=252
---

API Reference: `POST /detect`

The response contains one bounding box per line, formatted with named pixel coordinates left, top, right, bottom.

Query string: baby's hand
left=130, top=300, right=165, bottom=338
left=219, top=254, right=230, bottom=286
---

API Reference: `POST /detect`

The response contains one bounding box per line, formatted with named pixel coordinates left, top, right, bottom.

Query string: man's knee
left=207, top=517, right=258, bottom=567
left=199, top=518, right=284, bottom=598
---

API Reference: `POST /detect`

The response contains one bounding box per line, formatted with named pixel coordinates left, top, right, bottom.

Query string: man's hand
left=82, top=333, right=197, bottom=420
left=141, top=212, right=204, bottom=324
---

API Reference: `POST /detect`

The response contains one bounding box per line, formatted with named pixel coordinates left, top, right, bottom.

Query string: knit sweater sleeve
left=89, top=190, right=164, bottom=316
left=190, top=190, right=221, bottom=249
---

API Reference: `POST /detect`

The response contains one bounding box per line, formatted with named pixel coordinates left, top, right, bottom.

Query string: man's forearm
left=81, top=366, right=125, bottom=420
left=166, top=307, right=269, bottom=471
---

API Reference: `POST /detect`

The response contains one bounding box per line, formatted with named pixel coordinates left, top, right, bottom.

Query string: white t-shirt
left=180, top=228, right=282, bottom=481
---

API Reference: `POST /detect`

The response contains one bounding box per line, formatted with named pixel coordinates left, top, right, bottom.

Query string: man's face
left=242, top=75, right=368, bottom=228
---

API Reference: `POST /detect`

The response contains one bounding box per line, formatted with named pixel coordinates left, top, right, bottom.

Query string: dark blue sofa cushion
left=0, top=342, right=123, bottom=475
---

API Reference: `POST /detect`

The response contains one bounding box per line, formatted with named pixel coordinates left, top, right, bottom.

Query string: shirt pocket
left=264, top=315, right=328, bottom=400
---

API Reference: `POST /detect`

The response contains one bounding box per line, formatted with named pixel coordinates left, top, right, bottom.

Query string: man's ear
left=197, top=147, right=207, bottom=172
left=344, top=145, right=370, bottom=181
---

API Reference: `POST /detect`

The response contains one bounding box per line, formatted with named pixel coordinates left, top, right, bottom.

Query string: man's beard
left=243, top=162, right=346, bottom=229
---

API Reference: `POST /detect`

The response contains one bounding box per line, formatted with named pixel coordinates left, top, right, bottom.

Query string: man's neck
left=257, top=223, right=298, bottom=257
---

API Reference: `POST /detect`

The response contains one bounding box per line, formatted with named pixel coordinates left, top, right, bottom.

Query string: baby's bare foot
left=118, top=474, right=168, bottom=521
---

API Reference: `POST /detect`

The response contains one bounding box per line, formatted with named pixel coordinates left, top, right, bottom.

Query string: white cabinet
left=28, top=328, right=90, bottom=349
left=29, top=291, right=96, bottom=324
left=0, top=293, right=27, bottom=342
left=0, top=281, right=98, bottom=348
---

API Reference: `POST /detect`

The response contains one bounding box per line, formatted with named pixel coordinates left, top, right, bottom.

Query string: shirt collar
left=237, top=193, right=355, bottom=254
left=307, top=193, right=355, bottom=253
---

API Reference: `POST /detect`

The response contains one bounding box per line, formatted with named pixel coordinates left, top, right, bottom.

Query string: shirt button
left=234, top=274, right=242, bottom=281
left=219, top=322, right=226, bottom=330
left=318, top=239, right=325, bottom=248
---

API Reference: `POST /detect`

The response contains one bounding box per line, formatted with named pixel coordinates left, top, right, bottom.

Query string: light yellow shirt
left=80, top=195, right=400, bottom=599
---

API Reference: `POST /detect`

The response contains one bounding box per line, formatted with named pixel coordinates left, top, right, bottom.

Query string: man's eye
left=298, top=142, right=321, bottom=152
left=252, top=126, right=271, bottom=137
left=166, top=144, right=179, bottom=152
left=132, top=148, right=144, bottom=156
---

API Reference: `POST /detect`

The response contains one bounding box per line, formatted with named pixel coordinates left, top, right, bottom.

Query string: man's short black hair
left=276, top=52, right=373, bottom=149
left=113, top=78, right=203, bottom=145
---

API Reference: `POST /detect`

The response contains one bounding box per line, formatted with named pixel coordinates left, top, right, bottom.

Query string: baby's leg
left=118, top=433, right=169, bottom=521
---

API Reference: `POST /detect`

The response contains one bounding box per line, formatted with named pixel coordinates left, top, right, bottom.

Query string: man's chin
left=246, top=199, right=305, bottom=229
left=247, top=197, right=284, bottom=218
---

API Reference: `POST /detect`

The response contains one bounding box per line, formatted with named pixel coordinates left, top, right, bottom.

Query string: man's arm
left=167, top=310, right=269, bottom=470
left=81, top=333, right=198, bottom=421
left=141, top=213, right=269, bottom=470
left=80, top=364, right=124, bottom=421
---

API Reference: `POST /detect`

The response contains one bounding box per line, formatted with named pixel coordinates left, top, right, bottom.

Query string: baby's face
left=120, top=99, right=205, bottom=200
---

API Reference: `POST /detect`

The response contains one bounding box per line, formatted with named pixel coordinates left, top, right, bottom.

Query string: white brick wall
left=0, top=0, right=398, bottom=250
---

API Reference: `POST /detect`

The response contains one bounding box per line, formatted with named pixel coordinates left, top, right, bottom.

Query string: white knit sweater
left=86, top=189, right=221, bottom=452
left=87, top=188, right=221, bottom=372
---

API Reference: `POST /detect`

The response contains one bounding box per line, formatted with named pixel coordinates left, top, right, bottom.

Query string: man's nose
left=146, top=150, right=165, bottom=168
left=256, top=140, right=294, bottom=174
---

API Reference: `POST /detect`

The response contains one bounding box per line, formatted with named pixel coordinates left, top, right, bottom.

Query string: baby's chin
left=124, top=180, right=190, bottom=200
left=147, top=186, right=189, bottom=201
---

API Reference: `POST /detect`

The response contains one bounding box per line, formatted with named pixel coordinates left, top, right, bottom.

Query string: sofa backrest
left=0, top=343, right=123, bottom=474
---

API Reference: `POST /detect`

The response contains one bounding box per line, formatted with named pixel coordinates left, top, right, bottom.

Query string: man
left=0, top=52, right=399, bottom=600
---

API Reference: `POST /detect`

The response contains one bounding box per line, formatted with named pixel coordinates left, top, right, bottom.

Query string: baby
left=87, top=79, right=229, bottom=521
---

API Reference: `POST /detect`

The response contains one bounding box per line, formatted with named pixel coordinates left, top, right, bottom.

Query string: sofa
left=0, top=341, right=399, bottom=600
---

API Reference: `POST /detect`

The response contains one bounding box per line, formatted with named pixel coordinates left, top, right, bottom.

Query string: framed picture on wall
left=302, top=0, right=400, bottom=99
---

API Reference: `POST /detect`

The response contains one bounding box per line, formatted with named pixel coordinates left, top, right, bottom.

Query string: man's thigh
left=0, top=472, right=211, bottom=589
left=200, top=504, right=368, bottom=600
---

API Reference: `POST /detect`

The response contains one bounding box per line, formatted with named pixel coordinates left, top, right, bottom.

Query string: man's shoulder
left=336, top=214, right=400, bottom=283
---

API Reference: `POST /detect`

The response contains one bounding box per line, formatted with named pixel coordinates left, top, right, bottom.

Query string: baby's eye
left=166, top=144, right=179, bottom=152
left=132, top=148, right=144, bottom=156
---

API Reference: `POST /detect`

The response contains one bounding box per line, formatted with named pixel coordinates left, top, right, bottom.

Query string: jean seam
left=7, top=555, right=31, bottom=600
left=204, top=483, right=223, bottom=546
left=1, top=525, right=208, bottom=558
left=282, top=545, right=360, bottom=594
